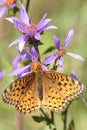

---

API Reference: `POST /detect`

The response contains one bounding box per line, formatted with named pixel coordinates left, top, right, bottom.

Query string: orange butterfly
left=2, top=61, right=85, bottom=114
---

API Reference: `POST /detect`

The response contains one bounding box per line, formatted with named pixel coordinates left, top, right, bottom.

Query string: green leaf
left=32, top=116, right=46, bottom=123
left=43, top=46, right=55, bottom=54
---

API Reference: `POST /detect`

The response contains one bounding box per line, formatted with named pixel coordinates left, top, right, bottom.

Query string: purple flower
left=10, top=46, right=47, bottom=77
left=44, top=29, right=84, bottom=69
left=70, top=70, right=79, bottom=80
left=0, top=72, right=4, bottom=80
left=0, top=0, right=16, bottom=18
left=6, top=4, right=57, bottom=52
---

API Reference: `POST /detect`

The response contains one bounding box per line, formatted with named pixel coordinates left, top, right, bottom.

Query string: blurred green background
left=0, top=0, right=87, bottom=130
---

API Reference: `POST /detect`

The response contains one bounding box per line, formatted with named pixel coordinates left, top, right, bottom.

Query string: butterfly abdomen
left=36, top=71, right=43, bottom=101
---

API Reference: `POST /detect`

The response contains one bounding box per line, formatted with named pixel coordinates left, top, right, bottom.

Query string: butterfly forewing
left=42, top=71, right=85, bottom=111
left=2, top=72, right=40, bottom=113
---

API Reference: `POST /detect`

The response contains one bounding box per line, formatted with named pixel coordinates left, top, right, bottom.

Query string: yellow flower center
left=5, top=0, right=16, bottom=5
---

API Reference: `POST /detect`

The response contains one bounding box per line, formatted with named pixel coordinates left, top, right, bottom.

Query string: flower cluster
left=0, top=2, right=86, bottom=130
left=6, top=4, right=57, bottom=51
left=44, top=29, right=84, bottom=69
left=0, top=3, right=84, bottom=79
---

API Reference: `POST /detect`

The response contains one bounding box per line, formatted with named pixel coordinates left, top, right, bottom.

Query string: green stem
left=20, top=0, right=23, bottom=3
left=26, top=0, right=30, bottom=12
left=51, top=111, right=56, bottom=130
left=62, top=109, right=68, bottom=130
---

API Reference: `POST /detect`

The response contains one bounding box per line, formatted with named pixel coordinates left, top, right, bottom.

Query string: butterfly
left=2, top=61, right=85, bottom=114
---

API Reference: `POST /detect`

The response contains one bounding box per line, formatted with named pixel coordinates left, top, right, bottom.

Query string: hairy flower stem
left=26, top=0, right=30, bottom=12
left=20, top=0, right=23, bottom=3
left=62, top=109, right=68, bottom=130
left=51, top=111, right=56, bottom=130
left=40, top=108, right=56, bottom=130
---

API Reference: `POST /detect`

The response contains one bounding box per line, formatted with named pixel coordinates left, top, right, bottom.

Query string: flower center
left=5, top=0, right=16, bottom=5
left=58, top=48, right=66, bottom=56
left=25, top=24, right=37, bottom=36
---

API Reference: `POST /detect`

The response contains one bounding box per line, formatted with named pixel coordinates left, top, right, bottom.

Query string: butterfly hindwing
left=42, top=71, right=85, bottom=111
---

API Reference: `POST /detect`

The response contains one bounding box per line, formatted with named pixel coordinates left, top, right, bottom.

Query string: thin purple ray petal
left=0, top=72, right=4, bottom=80
left=19, top=71, right=32, bottom=77
left=70, top=70, right=78, bottom=80
left=12, top=56, right=21, bottom=68
left=54, top=35, right=60, bottom=50
left=19, top=49, right=32, bottom=61
left=13, top=17, right=25, bottom=33
left=10, top=65, right=31, bottom=76
left=64, top=29, right=74, bottom=48
left=37, top=19, right=51, bottom=31
left=10, top=3, right=16, bottom=8
left=59, top=57, right=64, bottom=69
left=34, top=33, right=41, bottom=40
left=42, top=25, right=57, bottom=31
left=42, top=64, right=48, bottom=71
left=9, top=36, right=25, bottom=47
left=29, top=46, right=39, bottom=61
left=0, top=1, right=5, bottom=5
left=6, top=17, right=14, bottom=23
left=37, top=13, right=47, bottom=29
left=18, top=35, right=29, bottom=52
left=0, top=6, right=7, bottom=18
left=66, top=52, right=84, bottom=61
left=43, top=53, right=58, bottom=64
left=20, top=4, right=29, bottom=25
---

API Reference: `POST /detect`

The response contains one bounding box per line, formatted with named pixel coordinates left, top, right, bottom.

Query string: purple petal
left=13, top=17, right=26, bottom=33
left=54, top=35, right=60, bottom=50
left=80, top=97, right=87, bottom=106
left=0, top=6, right=7, bottom=18
left=0, top=72, right=4, bottom=80
left=43, top=53, right=58, bottom=64
left=66, top=52, right=84, bottom=61
left=20, top=4, right=29, bottom=25
left=37, top=13, right=47, bottom=29
left=59, top=57, right=64, bottom=69
left=64, top=29, right=74, bottom=48
left=19, top=49, right=32, bottom=61
left=70, top=70, right=78, bottom=80
left=29, top=46, right=39, bottom=61
left=9, top=36, right=25, bottom=47
left=18, top=35, right=29, bottom=52
left=10, top=3, right=16, bottom=8
left=37, top=18, right=51, bottom=31
left=34, top=33, right=41, bottom=40
left=42, top=25, right=57, bottom=31
left=6, top=17, right=14, bottom=24
left=10, top=65, right=31, bottom=77
left=12, top=56, right=21, bottom=68
left=19, top=71, right=32, bottom=77
left=0, top=1, right=5, bottom=5
left=42, top=64, right=48, bottom=71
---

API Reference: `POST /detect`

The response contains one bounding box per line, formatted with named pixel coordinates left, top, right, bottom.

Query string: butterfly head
left=31, top=61, right=43, bottom=72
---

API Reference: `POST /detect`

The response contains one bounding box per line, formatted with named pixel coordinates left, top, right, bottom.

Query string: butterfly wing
left=2, top=72, right=40, bottom=113
left=42, top=71, right=85, bottom=111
